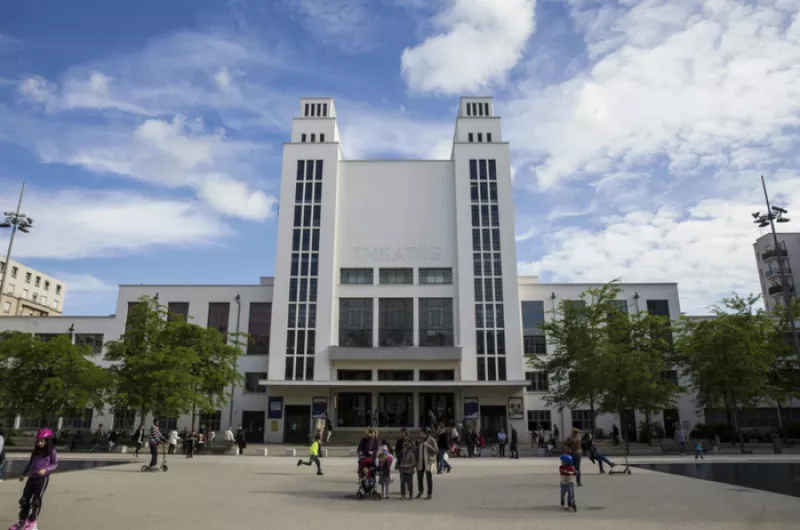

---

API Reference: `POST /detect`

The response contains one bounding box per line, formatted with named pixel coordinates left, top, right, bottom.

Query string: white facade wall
left=518, top=278, right=702, bottom=439
left=753, top=232, right=800, bottom=312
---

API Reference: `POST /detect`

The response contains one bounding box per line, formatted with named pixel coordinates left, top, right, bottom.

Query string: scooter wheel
left=141, top=465, right=149, bottom=472
left=161, top=465, right=169, bottom=472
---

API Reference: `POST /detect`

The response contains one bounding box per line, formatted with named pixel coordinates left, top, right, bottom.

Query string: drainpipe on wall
left=229, top=294, right=242, bottom=428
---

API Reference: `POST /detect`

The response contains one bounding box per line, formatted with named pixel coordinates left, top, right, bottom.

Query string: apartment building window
left=339, top=298, right=373, bottom=347
left=487, top=133, right=492, bottom=142
left=35, top=276, right=41, bottom=287
left=3, top=301, right=10, bottom=314
left=320, top=133, right=325, bottom=142
left=646, top=299, right=670, bottom=317
left=113, top=409, right=137, bottom=431
left=527, top=410, right=552, bottom=432
left=199, top=410, right=222, bottom=431
left=304, top=103, right=310, bottom=117
left=419, top=298, right=454, bottom=347
left=44, top=280, right=50, bottom=291
left=310, top=133, right=316, bottom=142
left=521, top=301, right=547, bottom=354
left=56, top=285, right=62, bottom=295
left=25, top=272, right=31, bottom=283
left=340, top=268, right=373, bottom=284
left=244, top=372, right=267, bottom=393
left=661, top=370, right=679, bottom=385
left=322, top=103, right=328, bottom=116
left=468, top=133, right=474, bottom=142
left=207, top=302, right=230, bottom=336
left=379, top=268, right=413, bottom=285
left=571, top=410, right=594, bottom=431
left=525, top=371, right=549, bottom=392
left=247, top=302, right=272, bottom=355
left=608, top=300, right=628, bottom=315
left=31, top=292, right=38, bottom=302
left=167, top=302, right=189, bottom=322
left=11, top=266, right=17, bottom=278
left=477, top=133, right=483, bottom=142
left=301, top=133, right=307, bottom=142
left=62, top=409, right=93, bottom=430
left=74, top=333, right=104, bottom=355
left=419, top=369, right=455, bottom=381
left=418, top=268, right=452, bottom=284
left=378, top=370, right=414, bottom=381
left=337, top=370, right=372, bottom=381
left=379, top=298, right=413, bottom=346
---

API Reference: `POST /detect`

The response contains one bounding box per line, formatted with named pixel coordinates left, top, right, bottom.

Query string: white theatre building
left=0, top=97, right=702, bottom=443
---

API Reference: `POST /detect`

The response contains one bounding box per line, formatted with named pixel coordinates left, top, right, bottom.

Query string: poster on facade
left=507, top=397, right=524, bottom=420
left=463, top=397, right=479, bottom=420
left=312, top=397, right=328, bottom=419
left=267, top=396, right=283, bottom=419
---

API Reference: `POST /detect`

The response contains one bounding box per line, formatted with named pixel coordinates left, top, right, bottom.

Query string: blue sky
left=1, top=0, right=799, bottom=316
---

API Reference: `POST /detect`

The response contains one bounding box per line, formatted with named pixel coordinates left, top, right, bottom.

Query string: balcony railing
left=762, top=248, right=788, bottom=260
left=766, top=266, right=792, bottom=279
left=768, top=283, right=795, bottom=296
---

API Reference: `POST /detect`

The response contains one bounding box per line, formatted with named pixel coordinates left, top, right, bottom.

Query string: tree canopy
left=104, top=296, right=243, bottom=426
left=0, top=332, right=110, bottom=427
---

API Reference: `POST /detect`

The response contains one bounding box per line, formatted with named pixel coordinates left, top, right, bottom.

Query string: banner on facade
left=463, top=397, right=479, bottom=420
left=267, top=396, right=283, bottom=419
left=311, top=397, right=328, bottom=419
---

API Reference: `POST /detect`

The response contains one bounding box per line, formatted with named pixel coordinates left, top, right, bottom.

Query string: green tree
left=675, top=294, right=779, bottom=453
left=0, top=332, right=110, bottom=427
left=104, top=296, right=243, bottom=428
left=534, top=282, right=621, bottom=434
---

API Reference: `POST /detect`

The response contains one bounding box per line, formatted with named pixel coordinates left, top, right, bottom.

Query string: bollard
left=120, top=446, right=128, bottom=454
left=321, top=448, right=328, bottom=457
left=263, top=448, right=269, bottom=456
left=235, top=447, right=240, bottom=456
left=348, top=448, right=358, bottom=457
left=771, top=433, right=783, bottom=454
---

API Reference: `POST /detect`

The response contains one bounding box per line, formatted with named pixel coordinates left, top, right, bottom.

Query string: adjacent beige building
left=0, top=257, right=66, bottom=316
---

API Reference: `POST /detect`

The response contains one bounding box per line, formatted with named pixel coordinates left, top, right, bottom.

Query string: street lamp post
left=0, top=182, right=34, bottom=315
left=752, top=175, right=800, bottom=360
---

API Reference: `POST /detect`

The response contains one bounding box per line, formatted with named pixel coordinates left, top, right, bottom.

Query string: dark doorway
left=622, top=409, right=637, bottom=443
left=480, top=405, right=506, bottom=438
left=242, top=411, right=265, bottom=443
left=284, top=405, right=312, bottom=444
left=419, top=393, right=455, bottom=427
left=663, top=409, right=680, bottom=439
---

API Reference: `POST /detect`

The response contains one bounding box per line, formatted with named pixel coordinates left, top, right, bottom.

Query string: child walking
left=297, top=434, right=323, bottom=475
left=10, top=428, right=59, bottom=530
left=559, top=454, right=577, bottom=512
left=694, top=441, right=704, bottom=460
left=377, top=452, right=392, bottom=498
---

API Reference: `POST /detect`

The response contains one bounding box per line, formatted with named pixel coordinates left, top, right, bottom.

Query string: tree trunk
left=140, top=407, right=147, bottom=428
left=589, top=395, right=596, bottom=436
left=191, top=404, right=197, bottom=431
left=724, top=402, right=733, bottom=429
left=645, top=410, right=653, bottom=446
left=776, top=401, right=784, bottom=436
left=730, top=396, right=745, bottom=455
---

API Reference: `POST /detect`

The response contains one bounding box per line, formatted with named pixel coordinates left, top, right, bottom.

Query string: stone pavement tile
left=0, top=457, right=797, bottom=530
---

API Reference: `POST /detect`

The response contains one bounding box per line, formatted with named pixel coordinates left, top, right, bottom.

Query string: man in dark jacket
left=436, top=427, right=451, bottom=473
left=510, top=426, right=519, bottom=459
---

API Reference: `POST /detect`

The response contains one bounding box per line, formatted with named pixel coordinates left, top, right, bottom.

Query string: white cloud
left=401, top=0, right=537, bottom=93
left=515, top=226, right=538, bottom=242
left=0, top=185, right=232, bottom=260
left=54, top=273, right=116, bottom=294
left=33, top=115, right=277, bottom=221
left=505, top=0, right=800, bottom=190
left=289, top=0, right=376, bottom=50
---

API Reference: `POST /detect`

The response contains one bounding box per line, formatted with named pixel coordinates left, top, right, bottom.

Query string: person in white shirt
left=208, top=430, right=216, bottom=447
left=224, top=427, right=235, bottom=452
left=168, top=429, right=179, bottom=454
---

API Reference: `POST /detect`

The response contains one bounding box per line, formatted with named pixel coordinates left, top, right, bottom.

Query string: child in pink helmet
left=9, top=428, right=58, bottom=530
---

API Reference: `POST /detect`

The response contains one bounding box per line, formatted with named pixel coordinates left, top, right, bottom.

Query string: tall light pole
left=752, top=175, right=800, bottom=360
left=0, top=182, right=34, bottom=315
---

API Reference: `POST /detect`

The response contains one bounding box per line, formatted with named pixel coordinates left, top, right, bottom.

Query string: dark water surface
left=2, top=459, right=126, bottom=479
left=635, top=462, right=800, bottom=498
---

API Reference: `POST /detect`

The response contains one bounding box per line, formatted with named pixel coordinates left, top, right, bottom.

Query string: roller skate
left=8, top=521, right=25, bottom=530
left=23, top=521, right=38, bottom=530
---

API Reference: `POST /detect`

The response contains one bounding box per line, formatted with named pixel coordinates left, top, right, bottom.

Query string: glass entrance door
left=419, top=393, right=455, bottom=427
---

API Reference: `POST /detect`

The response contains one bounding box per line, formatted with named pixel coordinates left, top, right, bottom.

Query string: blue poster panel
left=311, top=397, right=328, bottom=419
left=463, top=397, right=479, bottom=420
left=267, top=396, right=283, bottom=419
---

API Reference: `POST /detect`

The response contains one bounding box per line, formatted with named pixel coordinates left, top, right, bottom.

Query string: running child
left=297, top=434, right=323, bottom=475
left=10, top=428, right=58, bottom=530
left=559, top=453, right=577, bottom=512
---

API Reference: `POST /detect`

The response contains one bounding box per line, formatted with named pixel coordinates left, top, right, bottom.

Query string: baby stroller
left=356, top=457, right=382, bottom=500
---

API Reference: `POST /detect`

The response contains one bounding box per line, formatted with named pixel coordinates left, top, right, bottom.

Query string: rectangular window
left=199, top=410, right=222, bottom=432
left=55, top=284, right=62, bottom=295
left=74, top=333, right=104, bottom=354
left=487, top=133, right=492, bottom=142
left=339, top=298, right=373, bottom=347
left=167, top=302, right=189, bottom=322
left=304, top=103, right=310, bottom=117
left=646, top=299, right=670, bottom=317
left=661, top=370, right=679, bottom=385
left=35, top=276, right=41, bottom=287
left=2, top=301, right=10, bottom=314
left=378, top=370, right=414, bottom=381
left=419, top=298, right=454, bottom=347
left=379, top=298, right=413, bottom=346
left=419, top=369, right=455, bottom=381
left=377, top=393, right=414, bottom=427
left=244, top=372, right=267, bottom=393
left=320, top=133, right=325, bottom=142
left=468, top=133, right=474, bottom=142
left=523, top=334, right=547, bottom=355
left=337, top=370, right=373, bottom=381
left=477, top=133, right=483, bottom=142
left=521, top=301, right=545, bottom=333
left=323, top=103, right=328, bottom=116
left=125, top=301, right=141, bottom=333
left=477, top=356, right=486, bottom=381
left=113, top=409, right=137, bottom=432
left=44, top=280, right=50, bottom=291
left=315, top=160, right=324, bottom=180
left=301, top=133, right=307, bottom=142
left=379, top=268, right=413, bottom=285
left=489, top=182, right=497, bottom=201
left=207, top=302, right=230, bottom=336
left=527, top=410, right=552, bottom=433
left=418, top=268, right=452, bottom=284
left=11, top=266, right=17, bottom=278
left=469, top=159, right=478, bottom=180
left=296, top=160, right=304, bottom=180
left=310, top=133, right=316, bottom=142
left=247, top=302, right=272, bottom=355
left=25, top=272, right=31, bottom=283
left=336, top=392, right=373, bottom=427
left=525, top=371, right=549, bottom=392
left=466, top=103, right=471, bottom=116
left=571, top=410, right=594, bottom=431
left=62, top=409, right=93, bottom=430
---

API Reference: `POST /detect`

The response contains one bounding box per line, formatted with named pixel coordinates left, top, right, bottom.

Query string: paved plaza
left=1, top=455, right=799, bottom=530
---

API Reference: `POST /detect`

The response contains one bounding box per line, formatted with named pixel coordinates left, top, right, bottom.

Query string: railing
left=762, top=248, right=788, bottom=260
